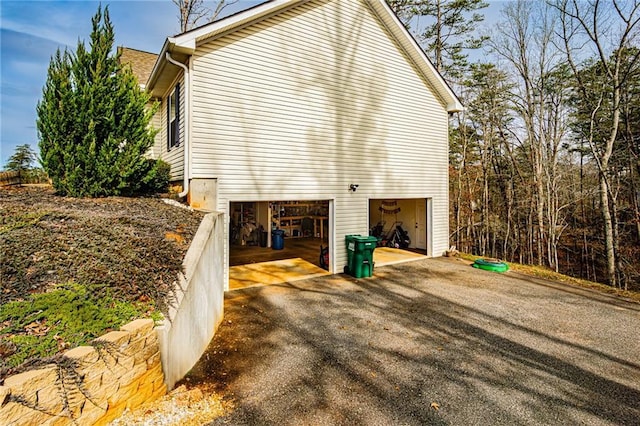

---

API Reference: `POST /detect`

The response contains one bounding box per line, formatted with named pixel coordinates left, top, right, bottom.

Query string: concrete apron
left=229, top=247, right=426, bottom=290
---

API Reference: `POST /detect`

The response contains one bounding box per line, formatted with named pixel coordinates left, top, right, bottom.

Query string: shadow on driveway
left=182, top=257, right=640, bottom=425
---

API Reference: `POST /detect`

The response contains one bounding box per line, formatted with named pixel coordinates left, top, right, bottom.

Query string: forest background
left=385, top=0, right=639, bottom=290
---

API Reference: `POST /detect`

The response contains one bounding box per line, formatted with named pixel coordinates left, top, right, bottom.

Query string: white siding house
left=144, top=0, right=462, bottom=288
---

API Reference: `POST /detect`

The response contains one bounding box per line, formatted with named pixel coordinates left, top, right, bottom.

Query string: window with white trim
left=167, top=84, right=180, bottom=150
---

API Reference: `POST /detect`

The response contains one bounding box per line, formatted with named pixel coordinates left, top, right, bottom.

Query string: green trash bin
left=345, top=234, right=377, bottom=278
left=345, top=235, right=357, bottom=276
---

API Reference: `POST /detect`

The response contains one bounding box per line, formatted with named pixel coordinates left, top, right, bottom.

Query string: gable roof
left=118, top=47, right=159, bottom=89
left=146, top=0, right=463, bottom=112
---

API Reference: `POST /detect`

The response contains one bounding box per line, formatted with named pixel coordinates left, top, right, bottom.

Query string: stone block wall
left=0, top=318, right=166, bottom=425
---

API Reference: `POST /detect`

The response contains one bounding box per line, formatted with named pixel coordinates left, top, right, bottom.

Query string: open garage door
left=369, top=198, right=431, bottom=255
left=229, top=200, right=332, bottom=290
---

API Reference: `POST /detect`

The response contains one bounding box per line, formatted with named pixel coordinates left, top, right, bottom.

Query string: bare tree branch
left=173, top=0, right=236, bottom=33
left=211, top=0, right=239, bottom=22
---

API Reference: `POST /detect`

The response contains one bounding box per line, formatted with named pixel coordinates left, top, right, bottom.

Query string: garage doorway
left=369, top=198, right=431, bottom=255
left=229, top=200, right=331, bottom=277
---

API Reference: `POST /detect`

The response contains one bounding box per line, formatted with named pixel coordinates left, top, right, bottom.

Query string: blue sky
left=0, top=0, right=266, bottom=166
left=0, top=0, right=502, bottom=167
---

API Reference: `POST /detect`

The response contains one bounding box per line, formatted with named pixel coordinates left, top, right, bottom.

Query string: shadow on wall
left=235, top=0, right=391, bottom=196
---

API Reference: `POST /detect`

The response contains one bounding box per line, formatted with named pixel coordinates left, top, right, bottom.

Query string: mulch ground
left=0, top=185, right=205, bottom=313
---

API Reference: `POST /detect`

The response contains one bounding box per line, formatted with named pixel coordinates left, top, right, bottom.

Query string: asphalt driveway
left=184, top=257, right=640, bottom=425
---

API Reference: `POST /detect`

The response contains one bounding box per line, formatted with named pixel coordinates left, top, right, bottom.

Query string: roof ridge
left=118, top=46, right=159, bottom=56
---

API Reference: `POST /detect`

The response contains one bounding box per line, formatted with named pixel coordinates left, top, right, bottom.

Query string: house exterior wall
left=189, top=0, right=450, bottom=273
left=149, top=102, right=163, bottom=159
left=155, top=74, right=186, bottom=182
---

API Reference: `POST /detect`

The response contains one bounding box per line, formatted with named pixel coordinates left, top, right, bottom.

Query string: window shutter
left=175, top=83, right=180, bottom=147
left=166, top=91, right=171, bottom=151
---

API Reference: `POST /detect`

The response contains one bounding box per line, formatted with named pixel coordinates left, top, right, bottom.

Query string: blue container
left=272, top=229, right=285, bottom=250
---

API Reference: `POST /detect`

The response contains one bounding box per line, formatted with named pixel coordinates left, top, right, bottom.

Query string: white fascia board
left=367, top=0, right=463, bottom=112
left=171, top=0, right=304, bottom=48
left=168, top=36, right=196, bottom=53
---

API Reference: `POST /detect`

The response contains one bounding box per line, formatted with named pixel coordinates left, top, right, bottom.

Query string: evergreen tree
left=37, top=6, right=160, bottom=197
left=4, top=144, right=37, bottom=173
left=387, top=0, right=489, bottom=82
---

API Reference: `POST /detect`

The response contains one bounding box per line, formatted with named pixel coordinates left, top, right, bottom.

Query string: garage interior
left=229, top=198, right=429, bottom=266
left=228, top=198, right=429, bottom=290
left=369, top=198, right=430, bottom=254
left=229, top=200, right=330, bottom=268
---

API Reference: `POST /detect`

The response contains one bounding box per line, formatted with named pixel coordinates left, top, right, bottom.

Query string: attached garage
left=144, top=0, right=462, bottom=289
left=229, top=200, right=330, bottom=265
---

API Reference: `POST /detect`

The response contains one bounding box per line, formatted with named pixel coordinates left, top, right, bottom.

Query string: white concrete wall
left=190, top=178, right=217, bottom=211
left=189, top=0, right=450, bottom=276
left=157, top=212, right=224, bottom=390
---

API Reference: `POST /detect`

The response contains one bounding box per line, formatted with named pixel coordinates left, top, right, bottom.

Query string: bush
left=21, top=168, right=50, bottom=184
left=138, top=159, right=171, bottom=195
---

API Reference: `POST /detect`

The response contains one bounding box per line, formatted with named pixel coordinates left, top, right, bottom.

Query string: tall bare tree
left=552, top=0, right=640, bottom=287
left=174, top=0, right=238, bottom=33
left=488, top=0, right=570, bottom=268
left=442, top=0, right=639, bottom=288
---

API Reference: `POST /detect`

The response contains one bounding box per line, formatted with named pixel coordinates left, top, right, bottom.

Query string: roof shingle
left=118, top=46, right=158, bottom=87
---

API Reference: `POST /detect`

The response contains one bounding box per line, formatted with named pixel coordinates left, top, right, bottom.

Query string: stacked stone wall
left=0, top=318, right=165, bottom=425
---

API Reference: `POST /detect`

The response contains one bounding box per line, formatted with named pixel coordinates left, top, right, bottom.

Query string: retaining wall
left=0, top=319, right=165, bottom=425
left=157, top=212, right=225, bottom=389
left=0, top=211, right=226, bottom=424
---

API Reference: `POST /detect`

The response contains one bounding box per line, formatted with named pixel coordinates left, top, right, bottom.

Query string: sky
left=0, top=0, right=266, bottom=166
left=0, top=0, right=503, bottom=167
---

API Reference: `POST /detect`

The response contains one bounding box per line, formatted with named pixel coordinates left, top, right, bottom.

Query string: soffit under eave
left=148, top=51, right=189, bottom=98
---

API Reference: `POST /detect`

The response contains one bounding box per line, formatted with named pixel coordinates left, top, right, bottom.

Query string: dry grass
left=459, top=252, right=640, bottom=303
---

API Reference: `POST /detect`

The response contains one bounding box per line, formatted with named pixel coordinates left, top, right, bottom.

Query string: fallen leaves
left=164, top=230, right=186, bottom=245
left=0, top=340, right=17, bottom=357
left=24, top=320, right=49, bottom=336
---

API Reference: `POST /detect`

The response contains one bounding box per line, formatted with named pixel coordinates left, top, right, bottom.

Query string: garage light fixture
left=349, top=184, right=359, bottom=192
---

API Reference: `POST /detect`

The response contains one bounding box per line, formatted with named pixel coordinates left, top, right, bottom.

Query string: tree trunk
left=435, top=0, right=443, bottom=72
left=599, top=175, right=616, bottom=287
left=630, top=155, right=640, bottom=242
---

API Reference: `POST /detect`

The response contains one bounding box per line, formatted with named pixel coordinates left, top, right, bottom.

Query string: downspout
left=165, top=52, right=190, bottom=198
